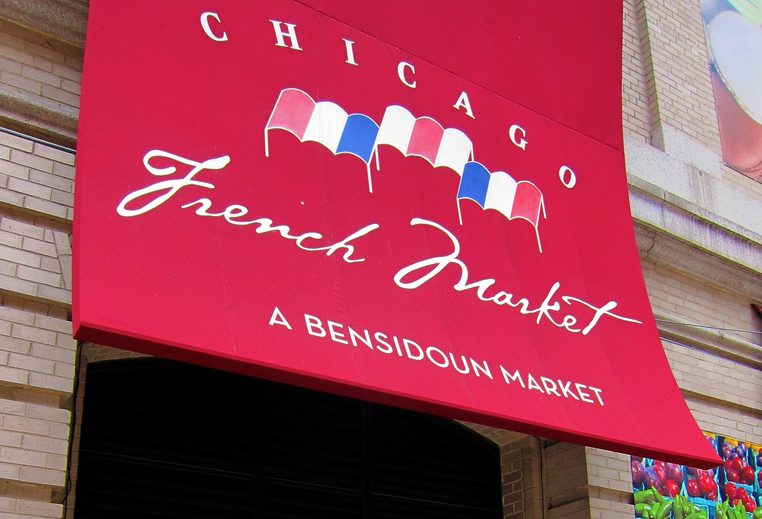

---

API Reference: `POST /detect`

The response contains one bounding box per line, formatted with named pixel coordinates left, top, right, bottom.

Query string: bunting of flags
left=265, top=88, right=379, bottom=190
left=376, top=105, right=474, bottom=175
left=457, top=162, right=546, bottom=252
left=265, top=88, right=546, bottom=251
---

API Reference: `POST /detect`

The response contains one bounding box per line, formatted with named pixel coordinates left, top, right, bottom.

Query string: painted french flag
left=265, top=88, right=380, bottom=191
left=375, top=105, right=473, bottom=175
left=457, top=162, right=546, bottom=252
left=264, top=89, right=547, bottom=252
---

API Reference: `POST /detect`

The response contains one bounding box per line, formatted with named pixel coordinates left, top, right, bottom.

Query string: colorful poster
left=703, top=0, right=762, bottom=182
left=632, top=435, right=762, bottom=518
left=74, top=0, right=718, bottom=467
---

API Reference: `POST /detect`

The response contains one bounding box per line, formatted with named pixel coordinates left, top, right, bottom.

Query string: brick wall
left=0, top=131, right=74, bottom=517
left=656, top=0, right=719, bottom=148
left=622, top=0, right=652, bottom=142
left=0, top=24, right=80, bottom=144
left=637, top=0, right=721, bottom=152
left=500, top=437, right=543, bottom=519
left=642, top=260, right=758, bottom=344
left=0, top=134, right=74, bottom=225
left=639, top=256, right=761, bottom=453
left=0, top=29, right=81, bottom=112
left=610, top=0, right=761, bottom=517
left=0, top=26, right=76, bottom=517
left=543, top=442, right=589, bottom=519
left=586, top=448, right=635, bottom=519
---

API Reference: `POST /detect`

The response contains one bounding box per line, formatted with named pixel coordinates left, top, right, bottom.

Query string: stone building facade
left=0, top=1, right=759, bottom=518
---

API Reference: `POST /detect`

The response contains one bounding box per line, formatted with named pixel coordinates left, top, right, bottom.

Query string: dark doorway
left=74, top=359, right=502, bottom=518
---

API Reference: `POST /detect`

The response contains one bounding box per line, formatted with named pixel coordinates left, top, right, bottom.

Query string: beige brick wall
left=499, top=437, right=542, bottom=519
left=642, top=260, right=759, bottom=345
left=622, top=0, right=652, bottom=143
left=663, top=340, right=761, bottom=413
left=586, top=448, right=632, bottom=496
left=0, top=496, right=62, bottom=519
left=0, top=28, right=76, bottom=516
left=0, top=28, right=81, bottom=113
left=625, top=0, right=762, bottom=229
left=0, top=398, right=69, bottom=487
left=600, top=1, right=761, bottom=517
left=0, top=134, right=74, bottom=225
left=544, top=442, right=590, bottom=519
left=639, top=0, right=721, bottom=152
left=498, top=436, right=598, bottom=519
left=586, top=447, right=638, bottom=519
left=0, top=144, right=74, bottom=517
left=0, top=306, right=75, bottom=395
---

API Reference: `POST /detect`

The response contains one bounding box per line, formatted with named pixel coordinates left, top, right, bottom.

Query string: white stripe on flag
left=434, top=128, right=473, bottom=175
left=376, top=105, right=415, bottom=154
left=303, top=101, right=348, bottom=152
left=484, top=171, right=518, bottom=219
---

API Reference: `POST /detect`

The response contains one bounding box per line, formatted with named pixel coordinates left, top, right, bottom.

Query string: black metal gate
left=74, top=359, right=502, bottom=519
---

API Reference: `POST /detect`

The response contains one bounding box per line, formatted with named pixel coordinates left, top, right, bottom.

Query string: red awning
left=74, top=0, right=720, bottom=468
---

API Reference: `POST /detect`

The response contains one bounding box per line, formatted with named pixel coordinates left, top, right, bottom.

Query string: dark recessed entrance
left=74, top=359, right=502, bottom=519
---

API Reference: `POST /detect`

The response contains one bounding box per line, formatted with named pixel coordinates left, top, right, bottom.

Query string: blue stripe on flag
left=337, top=114, right=379, bottom=163
left=457, top=162, right=490, bottom=207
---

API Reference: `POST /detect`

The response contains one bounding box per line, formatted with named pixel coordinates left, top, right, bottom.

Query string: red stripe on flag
left=511, top=183, right=543, bottom=225
left=407, top=118, right=444, bottom=163
left=267, top=89, right=315, bottom=139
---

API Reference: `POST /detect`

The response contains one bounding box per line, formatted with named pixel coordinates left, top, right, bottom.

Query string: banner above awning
left=74, top=0, right=720, bottom=468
